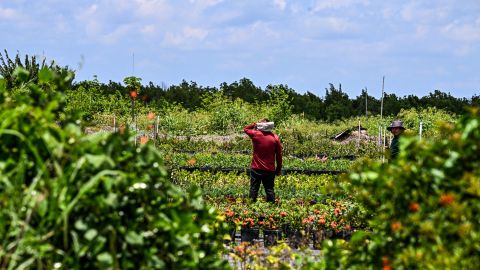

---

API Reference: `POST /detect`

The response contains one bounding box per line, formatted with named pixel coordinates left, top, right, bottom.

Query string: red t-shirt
left=244, top=123, right=283, bottom=173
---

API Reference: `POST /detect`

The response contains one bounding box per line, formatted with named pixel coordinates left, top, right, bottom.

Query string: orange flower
left=330, top=221, right=337, bottom=229
left=280, top=211, right=287, bottom=217
left=187, top=159, right=196, bottom=166
left=439, top=193, right=455, bottom=206
left=130, top=90, right=138, bottom=99
left=147, top=124, right=154, bottom=130
left=224, top=210, right=234, bottom=217
left=409, top=202, right=420, bottom=212
left=391, top=221, right=402, bottom=232
left=382, top=256, right=391, bottom=270
left=334, top=207, right=342, bottom=216
left=318, top=216, right=326, bottom=225
left=140, top=135, right=149, bottom=145
left=147, top=112, right=155, bottom=120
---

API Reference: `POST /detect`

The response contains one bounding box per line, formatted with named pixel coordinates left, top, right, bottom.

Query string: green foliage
left=122, top=76, right=142, bottom=91
left=66, top=78, right=132, bottom=124
left=397, top=107, right=456, bottom=137
left=0, top=68, right=229, bottom=269
left=0, top=50, right=74, bottom=89
left=326, top=107, right=480, bottom=269
left=201, top=92, right=256, bottom=134
left=264, top=85, right=293, bottom=125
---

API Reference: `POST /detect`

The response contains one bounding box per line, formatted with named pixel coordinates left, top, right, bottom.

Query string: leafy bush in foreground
left=0, top=68, right=228, bottom=269
left=320, top=107, right=480, bottom=269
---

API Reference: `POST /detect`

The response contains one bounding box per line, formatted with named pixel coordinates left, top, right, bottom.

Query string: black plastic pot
left=311, top=229, right=325, bottom=249
left=263, top=229, right=282, bottom=247
left=223, top=228, right=236, bottom=245
left=240, top=227, right=259, bottom=243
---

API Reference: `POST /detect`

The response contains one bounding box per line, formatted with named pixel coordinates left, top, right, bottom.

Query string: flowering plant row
left=170, top=170, right=345, bottom=201
left=165, top=153, right=353, bottom=172
left=215, top=198, right=363, bottom=233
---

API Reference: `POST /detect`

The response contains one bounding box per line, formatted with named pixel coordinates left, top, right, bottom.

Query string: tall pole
left=132, top=52, right=135, bottom=76
left=365, top=87, right=368, bottom=117
left=380, top=76, right=385, bottom=120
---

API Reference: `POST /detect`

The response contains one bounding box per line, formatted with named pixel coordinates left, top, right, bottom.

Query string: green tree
left=0, top=68, right=229, bottom=269
left=0, top=49, right=73, bottom=89
left=324, top=83, right=352, bottom=121
left=264, top=84, right=293, bottom=124
left=322, top=107, right=480, bottom=269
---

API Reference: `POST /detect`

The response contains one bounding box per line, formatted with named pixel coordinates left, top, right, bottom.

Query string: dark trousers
left=249, top=169, right=275, bottom=202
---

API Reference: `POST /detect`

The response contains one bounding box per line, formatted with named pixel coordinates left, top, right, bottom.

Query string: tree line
left=1, top=50, right=478, bottom=122
left=76, top=77, right=479, bottom=122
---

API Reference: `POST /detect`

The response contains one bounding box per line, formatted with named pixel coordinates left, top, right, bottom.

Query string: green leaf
left=97, top=252, right=113, bottom=266
left=12, top=67, right=29, bottom=82
left=462, top=119, right=478, bottom=140
left=350, top=230, right=368, bottom=244
left=85, top=154, right=113, bottom=169
left=38, top=67, right=53, bottom=83
left=37, top=199, right=48, bottom=217
left=74, top=220, right=88, bottom=231
left=126, top=231, right=143, bottom=245
left=84, top=229, right=98, bottom=241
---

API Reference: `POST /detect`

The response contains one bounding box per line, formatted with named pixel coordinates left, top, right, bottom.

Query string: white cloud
left=400, top=2, right=450, bottom=23
left=133, top=0, right=171, bottom=17
left=101, top=24, right=134, bottom=44
left=304, top=16, right=356, bottom=34
left=189, top=0, right=223, bottom=7
left=76, top=4, right=102, bottom=38
left=273, top=0, right=287, bottom=11
left=223, top=21, right=281, bottom=46
left=0, top=7, right=17, bottom=19
left=164, top=26, right=209, bottom=47
left=311, top=0, right=368, bottom=12
left=141, top=24, right=157, bottom=35
left=442, top=18, right=480, bottom=43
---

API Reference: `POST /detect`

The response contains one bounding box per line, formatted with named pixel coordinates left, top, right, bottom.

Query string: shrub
left=322, top=107, right=480, bottom=269
left=0, top=68, right=228, bottom=269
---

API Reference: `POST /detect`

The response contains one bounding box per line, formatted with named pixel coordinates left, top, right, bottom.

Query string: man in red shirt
left=244, top=118, right=283, bottom=203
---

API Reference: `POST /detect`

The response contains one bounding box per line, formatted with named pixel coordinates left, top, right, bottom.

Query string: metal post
left=419, top=121, right=423, bottom=139
left=380, top=76, right=385, bottom=120
left=365, top=88, right=368, bottom=117
left=382, top=125, right=386, bottom=163
left=131, top=99, right=135, bottom=124
left=155, top=116, right=159, bottom=140
left=358, top=120, right=361, bottom=148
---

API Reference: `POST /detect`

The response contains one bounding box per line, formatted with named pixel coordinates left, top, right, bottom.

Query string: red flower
left=330, top=221, right=337, bottom=229
left=130, top=90, right=138, bottom=99
left=280, top=211, right=287, bottom=217
left=318, top=216, right=326, bottom=225
left=224, top=209, right=234, bottom=218
left=409, top=202, right=420, bottom=212
left=334, top=207, right=342, bottom=216
left=139, top=135, right=149, bottom=145
left=391, top=221, right=402, bottom=232
left=187, top=159, right=196, bottom=166
left=382, top=257, right=391, bottom=270
left=439, top=193, right=455, bottom=206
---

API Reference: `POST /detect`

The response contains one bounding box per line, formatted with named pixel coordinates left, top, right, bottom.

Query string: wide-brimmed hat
left=387, top=120, right=406, bottom=131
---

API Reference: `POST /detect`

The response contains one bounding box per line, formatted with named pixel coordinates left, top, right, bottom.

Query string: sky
left=1, top=0, right=479, bottom=99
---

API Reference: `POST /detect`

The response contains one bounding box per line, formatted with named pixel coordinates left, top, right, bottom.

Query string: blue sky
left=1, top=0, right=479, bottom=98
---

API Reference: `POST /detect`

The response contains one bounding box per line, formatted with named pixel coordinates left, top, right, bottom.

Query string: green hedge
left=0, top=68, right=228, bottom=269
